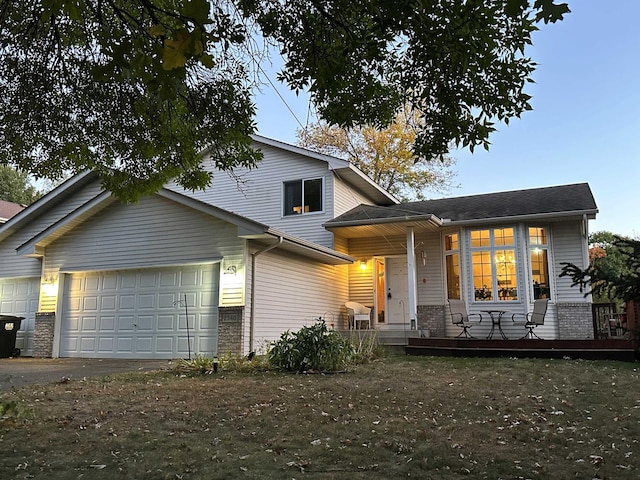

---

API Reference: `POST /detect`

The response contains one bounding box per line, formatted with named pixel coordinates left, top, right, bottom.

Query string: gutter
left=249, top=234, right=283, bottom=354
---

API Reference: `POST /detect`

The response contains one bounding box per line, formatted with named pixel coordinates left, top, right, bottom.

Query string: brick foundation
left=417, top=305, right=446, bottom=338
left=557, top=302, right=594, bottom=339
left=218, top=306, right=244, bottom=356
left=33, top=312, right=55, bottom=358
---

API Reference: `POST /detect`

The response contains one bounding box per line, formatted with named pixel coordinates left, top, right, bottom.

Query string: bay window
left=470, top=227, right=518, bottom=302
left=528, top=227, right=551, bottom=299
left=444, top=233, right=460, bottom=299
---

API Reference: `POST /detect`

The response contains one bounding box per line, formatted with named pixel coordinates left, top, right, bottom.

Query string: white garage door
left=60, top=264, right=219, bottom=359
left=0, top=277, right=40, bottom=356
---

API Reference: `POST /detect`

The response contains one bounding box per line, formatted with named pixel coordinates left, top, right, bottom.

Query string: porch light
left=359, top=259, right=367, bottom=270
left=41, top=276, right=57, bottom=296
left=224, top=265, right=237, bottom=275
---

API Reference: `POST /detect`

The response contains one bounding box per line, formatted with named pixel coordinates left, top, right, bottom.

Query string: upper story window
left=528, top=227, right=551, bottom=299
left=470, top=227, right=518, bottom=302
left=444, top=233, right=460, bottom=299
left=283, top=178, right=323, bottom=216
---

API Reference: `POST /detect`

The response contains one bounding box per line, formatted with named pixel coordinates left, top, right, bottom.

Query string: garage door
left=0, top=277, right=40, bottom=356
left=60, top=264, right=219, bottom=359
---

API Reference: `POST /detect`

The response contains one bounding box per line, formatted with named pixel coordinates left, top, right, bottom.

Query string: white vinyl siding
left=42, top=195, right=245, bottom=311
left=334, top=176, right=376, bottom=217
left=552, top=221, right=588, bottom=302
left=0, top=277, right=40, bottom=356
left=0, top=181, right=103, bottom=278
left=248, top=249, right=349, bottom=352
left=171, top=143, right=337, bottom=247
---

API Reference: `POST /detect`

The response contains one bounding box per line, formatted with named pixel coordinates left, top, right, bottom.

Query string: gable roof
left=325, top=183, right=598, bottom=235
left=0, top=199, right=25, bottom=224
left=251, top=135, right=399, bottom=205
left=15, top=188, right=354, bottom=266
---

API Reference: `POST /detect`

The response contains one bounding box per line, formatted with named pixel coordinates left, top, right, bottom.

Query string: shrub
left=268, top=320, right=354, bottom=372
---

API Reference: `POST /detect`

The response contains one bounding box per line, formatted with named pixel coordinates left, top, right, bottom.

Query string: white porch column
left=406, top=227, right=418, bottom=329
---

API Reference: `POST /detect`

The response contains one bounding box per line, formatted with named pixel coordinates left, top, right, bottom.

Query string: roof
left=0, top=199, right=25, bottom=223
left=325, top=183, right=598, bottom=235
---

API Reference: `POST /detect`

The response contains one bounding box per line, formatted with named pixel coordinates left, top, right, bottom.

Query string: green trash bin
left=0, top=315, right=24, bottom=358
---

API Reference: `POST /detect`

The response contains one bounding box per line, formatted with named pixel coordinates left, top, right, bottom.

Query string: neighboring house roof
left=0, top=199, right=26, bottom=224
left=251, top=135, right=400, bottom=206
left=325, top=183, right=598, bottom=236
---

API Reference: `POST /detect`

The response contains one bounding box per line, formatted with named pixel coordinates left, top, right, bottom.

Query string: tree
left=297, top=111, right=456, bottom=201
left=0, top=166, right=41, bottom=205
left=0, top=0, right=570, bottom=201
left=560, top=232, right=640, bottom=304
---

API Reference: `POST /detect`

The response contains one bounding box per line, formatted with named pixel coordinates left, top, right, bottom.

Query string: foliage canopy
left=560, top=233, right=640, bottom=303
left=0, top=0, right=569, bottom=201
left=297, top=111, right=457, bottom=201
left=0, top=166, right=41, bottom=205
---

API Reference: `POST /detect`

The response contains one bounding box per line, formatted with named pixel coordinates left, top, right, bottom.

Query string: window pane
left=303, top=179, right=323, bottom=212
left=445, top=253, right=460, bottom=299
left=494, top=228, right=514, bottom=246
left=445, top=233, right=458, bottom=251
left=531, top=248, right=550, bottom=299
left=472, top=251, right=493, bottom=301
left=529, top=227, right=547, bottom=246
left=284, top=181, right=302, bottom=216
left=471, top=230, right=490, bottom=247
left=495, top=249, right=517, bottom=300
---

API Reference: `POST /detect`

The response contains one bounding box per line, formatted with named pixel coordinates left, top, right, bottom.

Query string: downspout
left=249, top=235, right=283, bottom=353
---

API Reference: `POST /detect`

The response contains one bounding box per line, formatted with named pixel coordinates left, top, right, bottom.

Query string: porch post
left=406, top=227, right=417, bottom=329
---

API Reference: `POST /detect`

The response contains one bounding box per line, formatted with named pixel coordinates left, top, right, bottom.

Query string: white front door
left=385, top=257, right=410, bottom=326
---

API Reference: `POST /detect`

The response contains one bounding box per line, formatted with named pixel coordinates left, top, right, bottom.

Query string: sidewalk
left=0, top=358, right=172, bottom=390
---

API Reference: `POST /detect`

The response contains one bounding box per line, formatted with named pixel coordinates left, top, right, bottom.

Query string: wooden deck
left=405, top=337, right=637, bottom=362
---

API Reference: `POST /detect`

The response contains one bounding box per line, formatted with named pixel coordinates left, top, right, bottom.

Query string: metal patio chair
left=512, top=298, right=548, bottom=339
left=448, top=299, right=482, bottom=338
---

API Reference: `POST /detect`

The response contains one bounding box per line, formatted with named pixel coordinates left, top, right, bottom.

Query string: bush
left=268, top=320, right=354, bottom=372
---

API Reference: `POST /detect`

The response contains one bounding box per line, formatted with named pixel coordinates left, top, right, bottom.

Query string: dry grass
left=1, top=355, right=638, bottom=479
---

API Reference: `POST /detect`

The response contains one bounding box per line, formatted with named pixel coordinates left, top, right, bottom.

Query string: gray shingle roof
left=327, top=183, right=597, bottom=226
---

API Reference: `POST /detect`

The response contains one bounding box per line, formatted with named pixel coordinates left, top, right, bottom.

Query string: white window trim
left=526, top=225, right=554, bottom=301
left=468, top=226, right=520, bottom=303
left=282, top=177, right=325, bottom=217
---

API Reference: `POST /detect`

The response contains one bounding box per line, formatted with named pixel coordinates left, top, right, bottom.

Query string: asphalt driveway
left=0, top=358, right=172, bottom=391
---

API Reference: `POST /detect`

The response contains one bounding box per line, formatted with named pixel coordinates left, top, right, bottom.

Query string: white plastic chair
left=345, top=302, right=372, bottom=329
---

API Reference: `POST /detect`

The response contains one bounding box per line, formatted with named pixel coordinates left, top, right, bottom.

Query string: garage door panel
left=101, top=296, right=117, bottom=310
left=118, top=316, right=134, bottom=330
left=136, top=337, right=153, bottom=353
left=100, top=316, right=116, bottom=330
left=119, top=295, right=136, bottom=310
left=83, top=296, right=99, bottom=311
left=98, top=337, right=115, bottom=352
left=158, top=293, right=177, bottom=308
left=81, top=316, right=97, bottom=331
left=157, top=315, right=175, bottom=330
left=61, top=265, right=220, bottom=358
left=137, top=315, right=154, bottom=330
left=0, top=277, right=41, bottom=356
left=80, top=337, right=97, bottom=353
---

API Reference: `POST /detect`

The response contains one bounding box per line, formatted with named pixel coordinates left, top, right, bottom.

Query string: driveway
left=0, top=358, right=172, bottom=391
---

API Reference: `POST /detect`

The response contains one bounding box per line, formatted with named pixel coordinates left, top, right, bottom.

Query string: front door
left=378, top=256, right=410, bottom=327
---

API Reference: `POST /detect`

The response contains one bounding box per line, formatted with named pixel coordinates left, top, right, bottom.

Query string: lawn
left=1, top=355, right=638, bottom=479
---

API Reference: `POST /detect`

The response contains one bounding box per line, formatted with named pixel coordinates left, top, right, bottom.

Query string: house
left=0, top=199, right=25, bottom=224
left=0, top=136, right=598, bottom=359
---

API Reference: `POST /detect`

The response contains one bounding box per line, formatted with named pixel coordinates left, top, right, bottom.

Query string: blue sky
left=253, top=1, right=640, bottom=238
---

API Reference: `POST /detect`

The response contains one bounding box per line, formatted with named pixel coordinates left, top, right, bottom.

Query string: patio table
left=481, top=310, right=508, bottom=340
